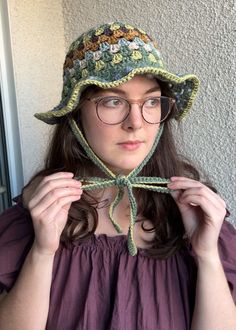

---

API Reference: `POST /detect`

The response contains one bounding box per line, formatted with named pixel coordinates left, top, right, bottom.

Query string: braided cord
left=108, top=187, right=124, bottom=233
left=126, top=183, right=138, bottom=255
left=70, top=118, right=171, bottom=256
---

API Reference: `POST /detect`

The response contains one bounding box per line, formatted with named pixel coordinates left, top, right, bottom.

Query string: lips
left=118, top=140, right=143, bottom=151
left=119, top=140, right=142, bottom=145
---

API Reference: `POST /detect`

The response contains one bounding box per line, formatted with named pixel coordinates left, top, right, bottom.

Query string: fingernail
left=75, top=181, right=82, bottom=187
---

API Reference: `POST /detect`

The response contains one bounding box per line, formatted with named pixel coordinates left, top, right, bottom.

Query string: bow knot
left=115, top=175, right=131, bottom=188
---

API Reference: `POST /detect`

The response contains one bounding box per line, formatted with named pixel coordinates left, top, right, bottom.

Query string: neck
left=94, top=186, right=131, bottom=236
left=92, top=185, right=129, bottom=207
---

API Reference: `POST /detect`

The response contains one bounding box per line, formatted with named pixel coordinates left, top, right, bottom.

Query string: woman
left=0, top=22, right=236, bottom=330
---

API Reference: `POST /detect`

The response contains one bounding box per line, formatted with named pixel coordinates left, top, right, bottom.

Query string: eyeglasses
left=86, top=96, right=175, bottom=125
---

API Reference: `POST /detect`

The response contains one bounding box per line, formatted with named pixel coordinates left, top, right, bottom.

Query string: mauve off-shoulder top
left=0, top=200, right=236, bottom=330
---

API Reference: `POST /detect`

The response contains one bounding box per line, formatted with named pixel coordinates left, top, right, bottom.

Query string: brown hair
left=29, top=78, right=213, bottom=259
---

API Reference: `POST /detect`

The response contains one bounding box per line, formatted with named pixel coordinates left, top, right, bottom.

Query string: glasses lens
left=97, top=97, right=129, bottom=124
left=142, top=97, right=171, bottom=124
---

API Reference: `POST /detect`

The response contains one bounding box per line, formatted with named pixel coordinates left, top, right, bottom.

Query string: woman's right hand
left=23, top=172, right=82, bottom=255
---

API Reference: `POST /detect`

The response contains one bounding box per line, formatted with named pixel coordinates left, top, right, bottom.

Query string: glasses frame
left=86, top=96, right=175, bottom=125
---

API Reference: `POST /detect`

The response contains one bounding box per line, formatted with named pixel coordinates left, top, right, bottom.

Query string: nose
left=122, top=103, right=143, bottom=130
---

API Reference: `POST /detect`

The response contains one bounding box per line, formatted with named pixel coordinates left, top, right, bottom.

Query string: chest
left=49, top=241, right=195, bottom=330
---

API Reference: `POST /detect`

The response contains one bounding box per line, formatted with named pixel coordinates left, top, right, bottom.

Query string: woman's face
left=80, top=75, right=161, bottom=174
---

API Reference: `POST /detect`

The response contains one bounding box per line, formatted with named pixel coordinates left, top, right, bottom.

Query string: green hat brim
left=34, top=67, right=200, bottom=125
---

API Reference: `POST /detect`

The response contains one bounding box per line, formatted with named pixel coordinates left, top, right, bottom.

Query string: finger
left=170, top=190, right=198, bottom=211
left=169, top=176, right=199, bottom=183
left=31, top=194, right=82, bottom=222
left=178, top=193, right=227, bottom=219
left=41, top=172, right=74, bottom=181
left=168, top=181, right=226, bottom=208
left=170, top=187, right=226, bottom=221
left=29, top=186, right=82, bottom=216
left=29, top=178, right=82, bottom=209
left=168, top=178, right=203, bottom=189
left=34, top=172, right=75, bottom=195
left=31, top=186, right=82, bottom=215
left=178, top=187, right=225, bottom=208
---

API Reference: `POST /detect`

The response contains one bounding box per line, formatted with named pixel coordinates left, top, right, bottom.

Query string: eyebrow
left=96, top=86, right=161, bottom=96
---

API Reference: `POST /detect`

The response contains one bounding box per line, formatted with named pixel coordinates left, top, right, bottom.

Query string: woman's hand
left=23, top=172, right=82, bottom=255
left=167, top=177, right=227, bottom=259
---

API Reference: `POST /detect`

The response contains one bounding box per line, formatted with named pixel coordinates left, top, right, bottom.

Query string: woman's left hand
left=167, top=177, right=227, bottom=259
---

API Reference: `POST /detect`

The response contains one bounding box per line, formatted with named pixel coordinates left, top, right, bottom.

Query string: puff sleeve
left=0, top=198, right=34, bottom=293
left=218, top=220, right=236, bottom=302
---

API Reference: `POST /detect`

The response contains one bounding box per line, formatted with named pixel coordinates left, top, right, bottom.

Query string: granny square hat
left=35, top=21, right=200, bottom=124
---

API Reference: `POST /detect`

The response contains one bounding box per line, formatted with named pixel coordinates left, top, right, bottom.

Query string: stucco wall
left=7, top=0, right=65, bottom=181
left=6, top=0, right=235, bottom=223
left=61, top=0, right=236, bottom=224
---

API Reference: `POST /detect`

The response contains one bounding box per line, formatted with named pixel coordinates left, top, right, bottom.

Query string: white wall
left=7, top=0, right=65, bottom=182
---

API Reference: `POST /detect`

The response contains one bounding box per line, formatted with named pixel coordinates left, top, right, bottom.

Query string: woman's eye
left=102, top=98, right=123, bottom=107
left=145, top=98, right=160, bottom=107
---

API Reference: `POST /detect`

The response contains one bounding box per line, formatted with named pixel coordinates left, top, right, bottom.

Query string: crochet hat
left=34, top=22, right=200, bottom=256
left=35, top=22, right=200, bottom=124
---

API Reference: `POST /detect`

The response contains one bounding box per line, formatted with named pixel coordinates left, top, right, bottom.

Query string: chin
left=108, top=163, right=141, bottom=175
left=103, top=156, right=145, bottom=175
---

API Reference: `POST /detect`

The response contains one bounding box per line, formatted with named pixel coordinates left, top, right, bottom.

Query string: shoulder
left=218, top=219, right=236, bottom=261
left=0, top=196, right=34, bottom=292
left=0, top=196, right=33, bottom=242
left=216, top=220, right=236, bottom=301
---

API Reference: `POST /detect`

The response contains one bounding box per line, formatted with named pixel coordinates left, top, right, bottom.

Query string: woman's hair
left=28, top=77, right=214, bottom=259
